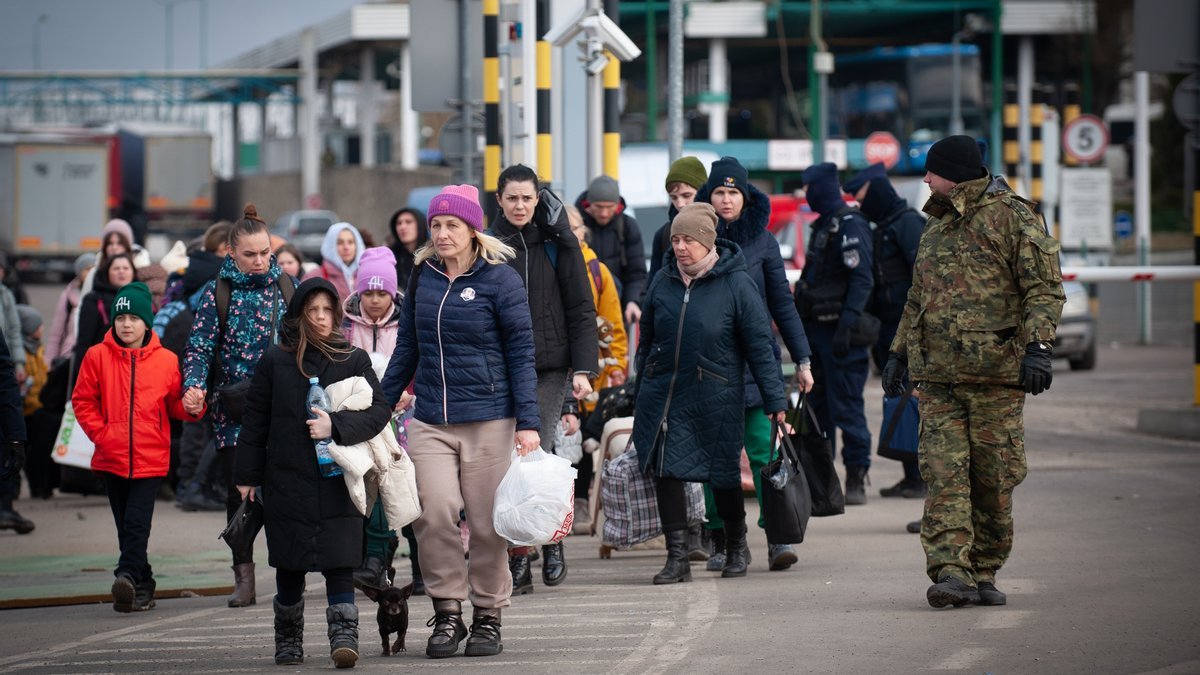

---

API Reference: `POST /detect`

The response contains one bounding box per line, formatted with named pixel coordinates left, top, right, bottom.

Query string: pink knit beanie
left=355, top=246, right=398, bottom=296
left=426, top=184, right=485, bottom=231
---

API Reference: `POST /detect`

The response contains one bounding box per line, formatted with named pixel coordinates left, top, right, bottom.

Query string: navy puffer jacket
left=632, top=241, right=787, bottom=489
left=696, top=182, right=811, bottom=408
left=381, top=256, right=540, bottom=432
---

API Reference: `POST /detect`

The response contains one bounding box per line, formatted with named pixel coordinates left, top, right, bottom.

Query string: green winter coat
left=892, top=174, right=1065, bottom=385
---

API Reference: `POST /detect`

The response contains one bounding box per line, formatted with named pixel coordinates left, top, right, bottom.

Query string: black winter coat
left=490, top=191, right=598, bottom=375
left=574, top=193, right=647, bottom=306
left=70, top=281, right=120, bottom=391
left=632, top=241, right=787, bottom=489
left=696, top=183, right=812, bottom=407
left=234, top=345, right=391, bottom=572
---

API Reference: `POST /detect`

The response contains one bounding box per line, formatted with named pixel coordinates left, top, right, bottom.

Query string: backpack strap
left=96, top=297, right=109, bottom=326
left=215, top=277, right=232, bottom=331
left=587, top=258, right=604, bottom=295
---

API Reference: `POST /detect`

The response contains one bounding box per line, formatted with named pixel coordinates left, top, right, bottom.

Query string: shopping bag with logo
left=493, top=448, right=578, bottom=546
left=50, top=402, right=95, bottom=470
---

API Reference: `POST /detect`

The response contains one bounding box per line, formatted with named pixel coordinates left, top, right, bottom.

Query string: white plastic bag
left=493, top=448, right=578, bottom=546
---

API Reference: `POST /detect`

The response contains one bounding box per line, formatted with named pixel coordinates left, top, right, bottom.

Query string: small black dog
left=364, top=581, right=414, bottom=656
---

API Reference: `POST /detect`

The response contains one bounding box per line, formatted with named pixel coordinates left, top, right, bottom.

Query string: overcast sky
left=0, top=0, right=362, bottom=71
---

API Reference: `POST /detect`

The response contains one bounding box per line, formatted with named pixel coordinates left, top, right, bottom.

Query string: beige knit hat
left=670, top=203, right=718, bottom=250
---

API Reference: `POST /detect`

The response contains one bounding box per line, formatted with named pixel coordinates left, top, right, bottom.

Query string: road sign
left=1059, top=168, right=1113, bottom=250
left=1114, top=210, right=1133, bottom=239
left=863, top=131, right=902, bottom=169
left=1062, top=115, right=1109, bottom=164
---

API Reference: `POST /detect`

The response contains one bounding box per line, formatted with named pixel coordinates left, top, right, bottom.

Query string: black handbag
left=218, top=493, right=264, bottom=562
left=849, top=310, right=882, bottom=348
left=789, top=391, right=846, bottom=517
left=760, top=421, right=812, bottom=544
left=214, top=379, right=252, bottom=422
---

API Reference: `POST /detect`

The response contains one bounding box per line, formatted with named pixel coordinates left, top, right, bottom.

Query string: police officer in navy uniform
left=843, top=162, right=926, bottom=500
left=794, top=162, right=874, bottom=505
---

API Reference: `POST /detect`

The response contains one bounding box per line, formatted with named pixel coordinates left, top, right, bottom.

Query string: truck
left=0, top=134, right=111, bottom=279
left=116, top=123, right=214, bottom=239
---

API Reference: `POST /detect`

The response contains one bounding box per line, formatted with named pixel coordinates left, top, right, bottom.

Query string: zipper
left=655, top=285, right=692, bottom=475
left=697, top=365, right=728, bottom=385
left=128, top=352, right=137, bottom=479
left=430, top=261, right=480, bottom=425
left=372, top=324, right=379, bottom=352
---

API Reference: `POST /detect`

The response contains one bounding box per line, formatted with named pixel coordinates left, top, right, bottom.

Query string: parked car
left=1054, top=280, right=1096, bottom=371
left=271, top=209, right=339, bottom=261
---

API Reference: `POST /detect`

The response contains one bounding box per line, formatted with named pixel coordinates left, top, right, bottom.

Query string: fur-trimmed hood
left=695, top=182, right=772, bottom=245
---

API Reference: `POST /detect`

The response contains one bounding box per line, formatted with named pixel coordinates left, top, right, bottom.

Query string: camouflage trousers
left=917, top=382, right=1027, bottom=586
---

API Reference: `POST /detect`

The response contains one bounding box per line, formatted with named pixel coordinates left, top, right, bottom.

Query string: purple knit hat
left=356, top=246, right=398, bottom=296
left=427, top=184, right=485, bottom=231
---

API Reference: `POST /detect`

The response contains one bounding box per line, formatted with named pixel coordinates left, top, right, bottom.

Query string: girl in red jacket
left=72, top=282, right=203, bottom=612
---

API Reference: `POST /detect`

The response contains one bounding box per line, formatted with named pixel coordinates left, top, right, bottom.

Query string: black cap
left=924, top=135, right=986, bottom=184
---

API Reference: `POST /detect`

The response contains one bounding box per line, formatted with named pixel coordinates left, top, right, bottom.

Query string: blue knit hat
left=801, top=162, right=844, bottom=217
left=843, top=162, right=887, bottom=195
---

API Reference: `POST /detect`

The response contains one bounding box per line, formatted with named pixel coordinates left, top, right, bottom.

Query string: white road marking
left=930, top=647, right=994, bottom=670
left=975, top=609, right=1032, bottom=629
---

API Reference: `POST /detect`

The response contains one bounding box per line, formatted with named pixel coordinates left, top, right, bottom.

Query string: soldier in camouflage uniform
left=882, top=135, right=1064, bottom=609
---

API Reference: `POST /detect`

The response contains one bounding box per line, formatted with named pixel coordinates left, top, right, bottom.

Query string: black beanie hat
left=924, top=135, right=986, bottom=184
left=705, top=156, right=749, bottom=200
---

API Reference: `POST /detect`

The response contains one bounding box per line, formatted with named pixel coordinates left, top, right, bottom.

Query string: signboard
left=410, top=0, right=483, bottom=112
left=1061, top=115, right=1109, bottom=164
left=767, top=139, right=848, bottom=170
left=863, top=131, right=902, bottom=169
left=1113, top=210, right=1133, bottom=239
left=1058, top=168, right=1113, bottom=250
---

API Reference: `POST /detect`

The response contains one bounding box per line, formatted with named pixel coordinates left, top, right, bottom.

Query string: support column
left=258, top=100, right=268, bottom=174
left=667, top=0, right=683, bottom=163
left=1134, top=70, right=1152, bottom=344
left=1003, top=83, right=1019, bottom=180
left=360, top=46, right=377, bottom=168
left=230, top=103, right=241, bottom=178
left=1017, top=36, right=1034, bottom=193
left=399, top=42, right=418, bottom=170
left=521, top=0, right=537, bottom=170
left=1063, top=84, right=1081, bottom=167
left=1030, top=86, right=1044, bottom=203
left=707, top=38, right=728, bottom=143
left=484, top=0, right=501, bottom=218
left=536, top=0, right=552, bottom=184
left=603, top=51, right=621, bottom=179
left=300, top=28, right=320, bottom=207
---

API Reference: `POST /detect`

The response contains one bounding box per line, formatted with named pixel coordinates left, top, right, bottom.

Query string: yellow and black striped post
left=603, top=52, right=620, bottom=180
left=1193, top=190, right=1199, bottom=406
left=1003, top=83, right=1019, bottom=181
left=536, top=0, right=552, bottom=185
left=1063, top=84, right=1081, bottom=167
left=483, top=0, right=501, bottom=221
left=1030, top=86, right=1045, bottom=203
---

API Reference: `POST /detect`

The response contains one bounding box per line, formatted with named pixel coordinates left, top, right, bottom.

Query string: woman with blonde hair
left=381, top=184, right=539, bottom=659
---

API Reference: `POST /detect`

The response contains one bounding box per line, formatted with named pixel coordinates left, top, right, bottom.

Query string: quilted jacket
left=631, top=240, right=787, bottom=489
left=380, top=256, right=540, bottom=432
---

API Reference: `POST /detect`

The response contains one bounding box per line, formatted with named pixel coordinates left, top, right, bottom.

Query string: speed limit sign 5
left=1062, top=115, right=1109, bottom=164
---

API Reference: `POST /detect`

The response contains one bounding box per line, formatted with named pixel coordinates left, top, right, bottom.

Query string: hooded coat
left=342, top=292, right=403, bottom=357
left=183, top=255, right=289, bottom=450
left=489, top=189, right=598, bottom=375
left=632, top=240, right=787, bottom=489
left=70, top=273, right=122, bottom=389
left=696, top=182, right=811, bottom=407
left=304, top=223, right=365, bottom=299
left=233, top=278, right=391, bottom=572
left=857, top=178, right=925, bottom=322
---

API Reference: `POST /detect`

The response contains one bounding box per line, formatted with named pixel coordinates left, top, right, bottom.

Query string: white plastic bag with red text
left=493, top=448, right=578, bottom=546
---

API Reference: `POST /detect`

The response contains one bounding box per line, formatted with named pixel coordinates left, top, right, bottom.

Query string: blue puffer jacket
left=632, top=240, right=787, bottom=489
left=381, top=256, right=540, bottom=432
left=696, top=182, right=811, bottom=408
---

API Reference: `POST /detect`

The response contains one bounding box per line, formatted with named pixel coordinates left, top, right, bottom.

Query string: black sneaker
left=111, top=574, right=136, bottom=613
left=133, top=578, right=157, bottom=611
left=926, top=575, right=980, bottom=608
left=767, top=544, right=798, bottom=571
left=0, top=508, right=35, bottom=534
left=879, top=478, right=927, bottom=499
left=463, top=610, right=502, bottom=657
left=976, top=582, right=1007, bottom=606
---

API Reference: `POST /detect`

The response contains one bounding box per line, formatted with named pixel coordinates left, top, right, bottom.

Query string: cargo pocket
left=1004, top=430, right=1028, bottom=489
left=956, top=310, right=1019, bottom=378
left=1030, top=232, right=1063, bottom=284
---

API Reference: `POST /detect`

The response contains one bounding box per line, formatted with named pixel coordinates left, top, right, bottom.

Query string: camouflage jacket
left=891, top=174, right=1065, bottom=385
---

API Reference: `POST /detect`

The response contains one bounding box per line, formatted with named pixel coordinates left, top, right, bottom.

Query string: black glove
left=0, top=441, right=25, bottom=481
left=882, top=352, right=908, bottom=397
left=832, top=322, right=852, bottom=358
left=1019, top=342, right=1054, bottom=395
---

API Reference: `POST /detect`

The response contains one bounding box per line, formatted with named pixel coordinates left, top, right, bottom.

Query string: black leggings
left=656, top=478, right=745, bottom=533
left=276, top=567, right=354, bottom=606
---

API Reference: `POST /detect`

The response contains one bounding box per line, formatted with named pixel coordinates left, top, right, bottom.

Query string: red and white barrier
left=1059, top=266, right=1200, bottom=282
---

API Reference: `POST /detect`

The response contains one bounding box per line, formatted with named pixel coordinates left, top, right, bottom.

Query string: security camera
left=585, top=51, right=610, bottom=75
left=544, top=7, right=642, bottom=63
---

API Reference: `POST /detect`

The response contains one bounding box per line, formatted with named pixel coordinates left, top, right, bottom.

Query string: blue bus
left=831, top=44, right=985, bottom=173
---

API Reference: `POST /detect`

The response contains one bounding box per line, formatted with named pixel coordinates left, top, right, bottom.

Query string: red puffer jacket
left=72, top=329, right=202, bottom=479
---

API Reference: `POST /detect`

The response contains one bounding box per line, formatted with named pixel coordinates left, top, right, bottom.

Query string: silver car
left=272, top=210, right=339, bottom=261
left=1053, top=281, right=1096, bottom=371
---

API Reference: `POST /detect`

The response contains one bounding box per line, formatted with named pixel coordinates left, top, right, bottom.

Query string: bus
left=831, top=44, right=985, bottom=173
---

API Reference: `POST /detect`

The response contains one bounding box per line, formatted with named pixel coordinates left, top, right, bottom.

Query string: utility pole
left=667, top=0, right=683, bottom=163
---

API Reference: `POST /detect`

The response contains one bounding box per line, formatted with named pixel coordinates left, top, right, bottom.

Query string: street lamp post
left=32, top=14, right=48, bottom=70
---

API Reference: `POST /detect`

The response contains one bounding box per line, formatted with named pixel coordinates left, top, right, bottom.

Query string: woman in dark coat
left=632, top=203, right=788, bottom=585
left=70, top=252, right=136, bottom=390
left=387, top=207, right=429, bottom=287
left=234, top=277, right=391, bottom=668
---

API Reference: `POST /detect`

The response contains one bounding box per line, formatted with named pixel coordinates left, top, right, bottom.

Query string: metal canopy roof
left=217, top=3, right=411, bottom=71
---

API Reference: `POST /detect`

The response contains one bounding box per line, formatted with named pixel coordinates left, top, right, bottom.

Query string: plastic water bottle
left=307, top=377, right=342, bottom=478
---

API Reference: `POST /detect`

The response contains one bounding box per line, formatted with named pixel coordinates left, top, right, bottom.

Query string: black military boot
left=976, top=581, right=1007, bottom=606
left=352, top=555, right=389, bottom=591
left=705, top=528, right=727, bottom=571
left=686, top=524, right=709, bottom=562
left=845, top=465, right=869, bottom=505
left=133, top=577, right=157, bottom=611
left=0, top=505, right=35, bottom=534
left=464, top=607, right=503, bottom=657
left=652, top=529, right=692, bottom=584
left=540, top=542, right=567, bottom=586
left=721, top=522, right=751, bottom=578
left=879, top=477, right=926, bottom=499
left=273, top=597, right=305, bottom=665
left=927, top=574, right=981, bottom=608
left=509, top=552, right=533, bottom=595
left=326, top=603, right=359, bottom=668
left=425, top=598, right=468, bottom=659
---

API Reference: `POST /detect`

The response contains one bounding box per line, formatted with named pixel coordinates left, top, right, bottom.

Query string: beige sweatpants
left=408, top=417, right=516, bottom=609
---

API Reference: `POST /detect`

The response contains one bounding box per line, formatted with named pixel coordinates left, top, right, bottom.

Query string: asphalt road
left=0, top=340, right=1196, bottom=674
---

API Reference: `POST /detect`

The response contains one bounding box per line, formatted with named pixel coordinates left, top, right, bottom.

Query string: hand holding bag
left=218, top=492, right=264, bottom=562
left=789, top=390, right=846, bottom=517
left=760, top=421, right=812, bottom=544
left=493, top=448, right=578, bottom=546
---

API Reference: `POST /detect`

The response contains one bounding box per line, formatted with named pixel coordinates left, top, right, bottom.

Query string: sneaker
left=976, top=582, right=1007, bottom=606
left=767, top=544, right=798, bottom=571
left=111, top=573, right=136, bottom=613
left=0, top=508, right=35, bottom=534
left=926, top=575, right=980, bottom=608
left=133, top=578, right=157, bottom=611
left=879, top=478, right=927, bottom=499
